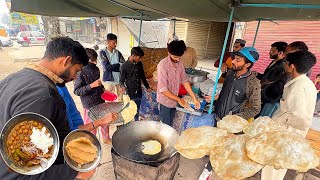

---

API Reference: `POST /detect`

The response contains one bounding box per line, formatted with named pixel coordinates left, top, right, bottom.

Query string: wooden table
left=306, top=128, right=320, bottom=170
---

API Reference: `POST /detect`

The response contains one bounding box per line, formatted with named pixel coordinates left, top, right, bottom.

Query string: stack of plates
left=199, top=79, right=223, bottom=96
left=311, top=117, right=320, bottom=131
left=88, top=102, right=124, bottom=124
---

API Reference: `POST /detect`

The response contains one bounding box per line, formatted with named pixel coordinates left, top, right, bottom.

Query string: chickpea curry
left=6, top=120, right=53, bottom=167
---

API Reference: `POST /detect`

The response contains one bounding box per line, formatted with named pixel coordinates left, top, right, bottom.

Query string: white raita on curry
left=30, top=127, right=53, bottom=154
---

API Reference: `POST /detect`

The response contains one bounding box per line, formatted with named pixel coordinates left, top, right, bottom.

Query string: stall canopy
left=11, top=0, right=320, bottom=22
left=10, top=0, right=320, bottom=113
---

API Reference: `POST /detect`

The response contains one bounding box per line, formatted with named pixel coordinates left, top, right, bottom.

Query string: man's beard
left=170, top=56, right=179, bottom=63
left=285, top=71, right=293, bottom=81
left=59, top=67, right=73, bottom=83
left=270, top=54, right=278, bottom=59
left=231, top=64, right=244, bottom=71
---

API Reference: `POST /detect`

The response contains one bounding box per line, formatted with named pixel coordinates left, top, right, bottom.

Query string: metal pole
left=208, top=7, right=234, bottom=114
left=205, top=21, right=212, bottom=56
left=241, top=3, right=320, bottom=9
left=138, top=12, right=143, bottom=46
left=107, top=0, right=140, bottom=13
left=173, top=19, right=176, bottom=37
left=252, top=18, right=261, bottom=47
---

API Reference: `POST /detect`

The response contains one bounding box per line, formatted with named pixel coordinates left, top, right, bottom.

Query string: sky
left=0, top=0, right=9, bottom=15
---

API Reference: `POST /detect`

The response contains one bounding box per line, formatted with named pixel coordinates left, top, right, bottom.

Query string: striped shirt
left=157, top=56, right=188, bottom=108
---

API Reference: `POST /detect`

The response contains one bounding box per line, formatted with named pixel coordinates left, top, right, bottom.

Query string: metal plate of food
left=175, top=96, right=206, bottom=116
left=176, top=105, right=204, bottom=116
left=63, top=129, right=102, bottom=172
left=0, top=112, right=60, bottom=175
left=88, top=102, right=125, bottom=124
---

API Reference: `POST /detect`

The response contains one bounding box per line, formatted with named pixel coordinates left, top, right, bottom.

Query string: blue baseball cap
left=233, top=47, right=259, bottom=63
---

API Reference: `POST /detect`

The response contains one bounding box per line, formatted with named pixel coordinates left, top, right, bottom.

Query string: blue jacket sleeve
left=57, top=86, right=83, bottom=130
left=100, top=50, right=121, bottom=72
left=57, top=86, right=73, bottom=130
left=68, top=99, right=84, bottom=130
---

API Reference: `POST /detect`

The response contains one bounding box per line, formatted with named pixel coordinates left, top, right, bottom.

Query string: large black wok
left=112, top=121, right=179, bottom=165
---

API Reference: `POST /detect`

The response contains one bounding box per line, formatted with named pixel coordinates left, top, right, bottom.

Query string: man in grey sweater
left=0, top=37, right=95, bottom=180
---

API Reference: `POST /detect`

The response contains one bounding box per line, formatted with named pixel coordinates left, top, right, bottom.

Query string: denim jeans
left=159, top=104, right=176, bottom=127
left=260, top=102, right=280, bottom=117
left=132, top=97, right=141, bottom=121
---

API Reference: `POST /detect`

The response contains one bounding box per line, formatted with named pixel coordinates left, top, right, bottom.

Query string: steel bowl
left=112, top=121, right=179, bottom=164
left=0, top=112, right=60, bottom=175
left=186, top=69, right=209, bottom=83
left=63, top=129, right=102, bottom=172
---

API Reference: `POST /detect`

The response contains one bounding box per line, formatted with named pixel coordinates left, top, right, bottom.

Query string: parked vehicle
left=16, top=31, right=45, bottom=47
left=0, top=29, right=7, bottom=37
left=0, top=36, right=13, bottom=47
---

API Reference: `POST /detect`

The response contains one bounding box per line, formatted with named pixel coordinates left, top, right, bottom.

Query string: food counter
left=139, top=85, right=215, bottom=134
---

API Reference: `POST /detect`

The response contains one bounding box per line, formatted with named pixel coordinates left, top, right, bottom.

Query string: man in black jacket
left=120, top=47, right=150, bottom=120
left=257, top=41, right=288, bottom=104
left=74, top=48, right=115, bottom=144
left=214, top=47, right=261, bottom=121
left=0, top=37, right=97, bottom=180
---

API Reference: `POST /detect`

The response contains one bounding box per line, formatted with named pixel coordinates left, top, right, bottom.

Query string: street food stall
left=137, top=47, right=218, bottom=132
left=9, top=0, right=320, bottom=179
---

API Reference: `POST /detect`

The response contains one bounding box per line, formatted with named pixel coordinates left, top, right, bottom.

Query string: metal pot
left=112, top=121, right=179, bottom=165
left=186, top=69, right=208, bottom=83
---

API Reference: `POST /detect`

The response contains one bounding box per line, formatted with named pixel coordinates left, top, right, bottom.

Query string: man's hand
left=146, top=88, right=153, bottom=93
left=221, top=63, right=227, bottom=73
left=204, top=95, right=212, bottom=102
left=204, top=94, right=219, bottom=102
left=120, top=86, right=126, bottom=93
left=193, top=98, right=200, bottom=110
left=76, top=169, right=96, bottom=179
left=150, top=85, right=157, bottom=90
left=214, top=94, right=219, bottom=100
left=178, top=98, right=189, bottom=109
left=90, top=79, right=102, bottom=88
left=99, top=112, right=118, bottom=125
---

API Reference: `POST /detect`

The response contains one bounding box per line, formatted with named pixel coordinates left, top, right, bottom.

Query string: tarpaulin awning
left=10, top=0, right=166, bottom=21
left=11, top=0, right=320, bottom=22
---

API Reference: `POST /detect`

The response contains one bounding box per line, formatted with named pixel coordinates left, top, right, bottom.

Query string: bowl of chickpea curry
left=0, top=112, right=59, bottom=175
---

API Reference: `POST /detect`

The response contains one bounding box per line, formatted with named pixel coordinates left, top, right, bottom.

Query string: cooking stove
left=111, top=148, right=180, bottom=180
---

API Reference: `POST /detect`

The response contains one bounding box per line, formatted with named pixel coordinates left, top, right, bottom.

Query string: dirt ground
left=0, top=45, right=210, bottom=180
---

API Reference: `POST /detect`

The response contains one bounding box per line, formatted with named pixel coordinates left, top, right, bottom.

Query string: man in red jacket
left=214, top=39, right=246, bottom=83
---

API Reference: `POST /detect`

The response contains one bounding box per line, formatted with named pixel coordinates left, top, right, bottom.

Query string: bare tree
left=41, top=16, right=61, bottom=44
left=95, top=17, right=108, bottom=31
left=95, top=17, right=111, bottom=38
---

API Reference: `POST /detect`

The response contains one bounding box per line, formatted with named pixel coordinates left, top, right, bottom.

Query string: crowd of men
left=0, top=32, right=318, bottom=180
left=203, top=39, right=317, bottom=180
